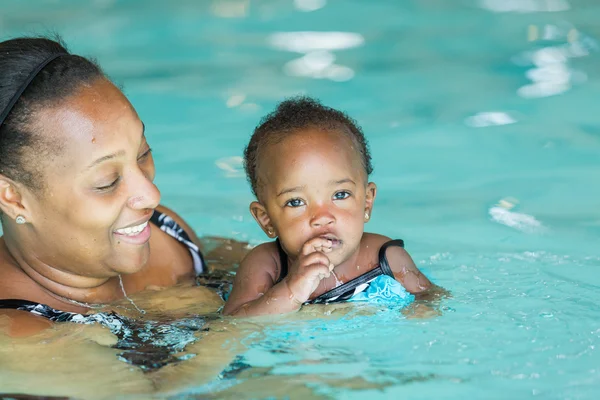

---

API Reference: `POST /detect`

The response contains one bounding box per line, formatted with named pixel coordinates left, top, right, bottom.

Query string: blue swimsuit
left=275, top=239, right=415, bottom=306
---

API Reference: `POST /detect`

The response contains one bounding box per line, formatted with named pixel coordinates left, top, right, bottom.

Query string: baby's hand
left=285, top=237, right=335, bottom=303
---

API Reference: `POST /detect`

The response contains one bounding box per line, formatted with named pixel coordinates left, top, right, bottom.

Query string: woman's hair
left=0, top=36, right=105, bottom=191
left=244, top=96, right=373, bottom=199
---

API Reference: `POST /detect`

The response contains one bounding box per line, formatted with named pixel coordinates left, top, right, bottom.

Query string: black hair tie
left=0, top=52, right=67, bottom=128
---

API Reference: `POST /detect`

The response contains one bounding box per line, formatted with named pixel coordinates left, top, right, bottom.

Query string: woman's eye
left=138, top=148, right=152, bottom=162
left=333, top=191, right=351, bottom=200
left=285, top=198, right=305, bottom=208
left=95, top=177, right=121, bottom=192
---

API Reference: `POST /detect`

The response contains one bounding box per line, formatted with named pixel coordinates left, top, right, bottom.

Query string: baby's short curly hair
left=243, top=96, right=373, bottom=199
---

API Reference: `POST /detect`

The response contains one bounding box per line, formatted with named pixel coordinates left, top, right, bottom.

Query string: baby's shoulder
left=238, top=241, right=281, bottom=280
left=361, top=232, right=393, bottom=249
left=241, top=241, right=279, bottom=264
left=360, top=232, right=412, bottom=267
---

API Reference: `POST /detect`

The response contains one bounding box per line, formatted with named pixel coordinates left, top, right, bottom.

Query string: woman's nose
left=127, top=170, right=161, bottom=210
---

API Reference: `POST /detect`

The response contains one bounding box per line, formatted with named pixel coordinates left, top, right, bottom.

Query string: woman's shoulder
left=153, top=204, right=202, bottom=248
left=140, top=204, right=204, bottom=285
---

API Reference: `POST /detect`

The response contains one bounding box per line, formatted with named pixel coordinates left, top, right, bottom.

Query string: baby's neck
left=330, top=252, right=365, bottom=284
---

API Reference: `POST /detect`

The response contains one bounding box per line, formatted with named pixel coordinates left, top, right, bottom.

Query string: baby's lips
left=318, top=235, right=342, bottom=248
left=327, top=238, right=343, bottom=249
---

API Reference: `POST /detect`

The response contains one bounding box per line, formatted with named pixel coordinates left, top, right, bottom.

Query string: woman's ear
left=364, top=182, right=377, bottom=222
left=0, top=176, right=30, bottom=222
left=250, top=201, right=277, bottom=238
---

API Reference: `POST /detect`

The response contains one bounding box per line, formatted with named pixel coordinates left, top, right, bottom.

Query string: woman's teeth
left=115, top=221, right=148, bottom=236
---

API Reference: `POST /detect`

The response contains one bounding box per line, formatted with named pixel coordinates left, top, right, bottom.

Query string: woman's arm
left=0, top=309, right=53, bottom=337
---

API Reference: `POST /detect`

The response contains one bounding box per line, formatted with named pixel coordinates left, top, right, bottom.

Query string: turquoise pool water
left=2, top=0, right=600, bottom=398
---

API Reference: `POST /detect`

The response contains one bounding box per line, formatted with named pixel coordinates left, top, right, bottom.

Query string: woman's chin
left=111, top=247, right=151, bottom=275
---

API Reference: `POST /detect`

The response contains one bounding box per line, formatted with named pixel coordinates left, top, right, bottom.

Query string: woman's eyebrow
left=87, top=121, right=145, bottom=169
left=86, top=150, right=126, bottom=169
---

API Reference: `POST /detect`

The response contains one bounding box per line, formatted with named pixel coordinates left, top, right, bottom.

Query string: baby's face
left=256, top=127, right=375, bottom=267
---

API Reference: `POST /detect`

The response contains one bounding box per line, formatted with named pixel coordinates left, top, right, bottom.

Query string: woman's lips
left=113, top=221, right=151, bottom=245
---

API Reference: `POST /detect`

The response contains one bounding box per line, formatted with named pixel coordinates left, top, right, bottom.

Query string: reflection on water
left=488, top=198, right=548, bottom=234
left=293, top=0, right=327, bottom=13
left=515, top=28, right=594, bottom=98
left=210, top=0, right=249, bottom=18
left=268, top=31, right=364, bottom=81
left=480, top=0, right=571, bottom=13
left=464, top=111, right=517, bottom=127
left=215, top=155, right=245, bottom=178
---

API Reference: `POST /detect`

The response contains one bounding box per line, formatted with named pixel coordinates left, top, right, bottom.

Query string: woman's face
left=24, top=78, right=161, bottom=278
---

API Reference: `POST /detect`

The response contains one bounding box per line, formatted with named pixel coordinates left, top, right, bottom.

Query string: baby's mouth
left=320, top=234, right=342, bottom=248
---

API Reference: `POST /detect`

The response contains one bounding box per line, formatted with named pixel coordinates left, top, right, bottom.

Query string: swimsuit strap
left=377, top=239, right=404, bottom=278
left=0, top=299, right=85, bottom=322
left=272, top=238, right=404, bottom=304
left=308, top=239, right=404, bottom=304
left=275, top=238, right=288, bottom=284
left=0, top=299, right=38, bottom=310
left=309, top=265, right=384, bottom=304
left=150, top=210, right=206, bottom=275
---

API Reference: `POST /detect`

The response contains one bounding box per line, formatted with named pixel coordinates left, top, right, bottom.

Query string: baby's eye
left=333, top=191, right=351, bottom=200
left=285, top=198, right=305, bottom=208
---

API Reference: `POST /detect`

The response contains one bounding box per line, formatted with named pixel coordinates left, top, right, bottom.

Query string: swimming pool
left=1, top=0, right=599, bottom=398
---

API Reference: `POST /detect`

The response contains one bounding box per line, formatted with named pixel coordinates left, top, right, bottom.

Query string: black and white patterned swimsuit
left=275, top=239, right=405, bottom=304
left=0, top=210, right=208, bottom=370
left=0, top=297, right=211, bottom=371
left=0, top=209, right=205, bottom=319
left=150, top=209, right=206, bottom=275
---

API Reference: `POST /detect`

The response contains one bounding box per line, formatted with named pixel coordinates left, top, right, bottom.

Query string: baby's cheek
left=350, top=216, right=366, bottom=237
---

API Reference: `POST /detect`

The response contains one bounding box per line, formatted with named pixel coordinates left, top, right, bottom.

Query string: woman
left=0, top=36, right=244, bottom=336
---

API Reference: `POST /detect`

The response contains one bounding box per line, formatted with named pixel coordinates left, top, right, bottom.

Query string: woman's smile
left=113, top=220, right=151, bottom=244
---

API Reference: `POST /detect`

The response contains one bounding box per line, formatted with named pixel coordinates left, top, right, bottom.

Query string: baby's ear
left=364, top=182, right=377, bottom=222
left=250, top=201, right=276, bottom=238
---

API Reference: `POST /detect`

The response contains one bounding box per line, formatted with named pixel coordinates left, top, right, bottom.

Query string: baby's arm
left=222, top=244, right=299, bottom=316
left=223, top=238, right=334, bottom=317
left=362, top=234, right=444, bottom=297
left=385, top=245, right=432, bottom=294
left=382, top=242, right=450, bottom=300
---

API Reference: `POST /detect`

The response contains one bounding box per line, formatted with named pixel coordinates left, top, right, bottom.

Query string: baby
left=223, top=97, right=435, bottom=317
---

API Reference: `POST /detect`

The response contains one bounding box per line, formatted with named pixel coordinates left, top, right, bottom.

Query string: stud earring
left=364, top=212, right=370, bottom=221
left=15, top=215, right=26, bottom=224
left=267, top=229, right=273, bottom=236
